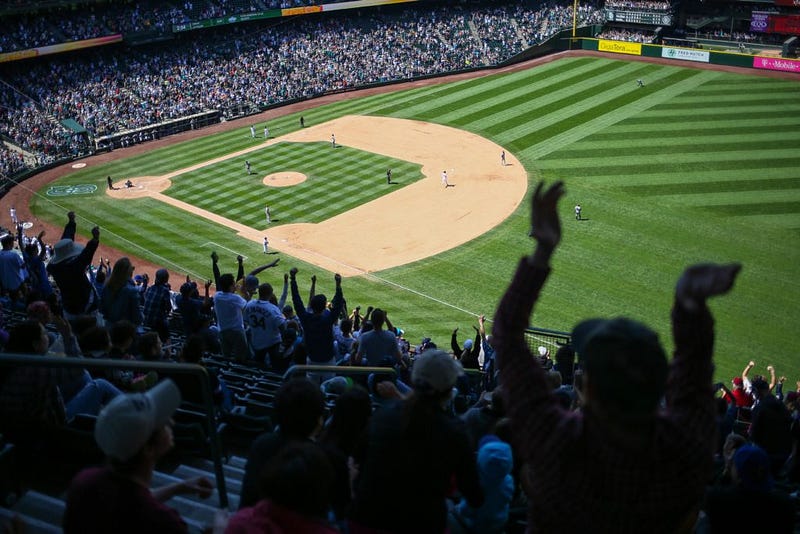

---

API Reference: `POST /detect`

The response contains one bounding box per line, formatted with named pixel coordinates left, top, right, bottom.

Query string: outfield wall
left=580, top=38, right=800, bottom=74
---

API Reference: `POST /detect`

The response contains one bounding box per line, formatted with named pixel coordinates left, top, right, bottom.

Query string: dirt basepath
left=3, top=50, right=791, bottom=282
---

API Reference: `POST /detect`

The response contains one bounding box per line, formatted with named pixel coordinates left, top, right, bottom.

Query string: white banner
left=661, top=47, right=710, bottom=63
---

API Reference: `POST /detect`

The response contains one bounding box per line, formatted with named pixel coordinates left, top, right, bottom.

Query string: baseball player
left=386, top=169, right=392, bottom=184
left=250, top=126, right=256, bottom=138
left=263, top=236, right=269, bottom=254
left=501, top=150, right=506, bottom=166
left=265, top=204, right=271, bottom=224
left=331, top=134, right=336, bottom=148
left=441, top=170, right=453, bottom=188
left=9, top=207, right=16, bottom=226
left=264, top=125, right=269, bottom=139
left=246, top=161, right=252, bottom=175
left=575, top=204, right=582, bottom=220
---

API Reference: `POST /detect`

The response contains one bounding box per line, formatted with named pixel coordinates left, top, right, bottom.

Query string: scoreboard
left=605, top=9, right=673, bottom=26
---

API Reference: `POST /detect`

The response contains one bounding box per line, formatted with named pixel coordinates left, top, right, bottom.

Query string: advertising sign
left=598, top=40, right=642, bottom=55
left=661, top=47, right=710, bottom=62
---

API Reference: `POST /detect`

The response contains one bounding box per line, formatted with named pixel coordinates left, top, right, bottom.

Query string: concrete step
left=11, top=491, right=64, bottom=529
left=184, top=457, right=247, bottom=483
left=172, top=464, right=243, bottom=496
left=152, top=470, right=239, bottom=511
left=0, top=506, right=62, bottom=534
left=228, top=455, right=248, bottom=470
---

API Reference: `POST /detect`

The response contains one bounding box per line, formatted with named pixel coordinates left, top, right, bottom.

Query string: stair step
left=152, top=471, right=239, bottom=511
left=168, top=494, right=224, bottom=528
left=0, top=506, right=62, bottom=533
left=184, top=458, right=247, bottom=482
left=228, top=455, right=248, bottom=470
left=172, top=464, right=243, bottom=495
left=12, top=491, right=64, bottom=528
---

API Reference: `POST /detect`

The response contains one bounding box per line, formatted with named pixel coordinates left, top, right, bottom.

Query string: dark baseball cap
left=572, top=317, right=668, bottom=415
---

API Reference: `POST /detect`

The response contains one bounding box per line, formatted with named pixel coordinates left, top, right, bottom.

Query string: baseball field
left=21, top=55, right=800, bottom=383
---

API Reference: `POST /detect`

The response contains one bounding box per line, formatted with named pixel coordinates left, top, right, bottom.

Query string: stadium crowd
left=0, top=1, right=605, bottom=178
left=596, top=28, right=657, bottom=43
left=0, top=184, right=796, bottom=532
left=0, top=0, right=360, bottom=53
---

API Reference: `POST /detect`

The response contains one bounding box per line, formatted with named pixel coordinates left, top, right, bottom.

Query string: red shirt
left=64, top=467, right=186, bottom=534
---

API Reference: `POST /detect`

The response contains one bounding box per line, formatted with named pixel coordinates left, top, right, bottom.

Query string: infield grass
left=32, top=57, right=800, bottom=382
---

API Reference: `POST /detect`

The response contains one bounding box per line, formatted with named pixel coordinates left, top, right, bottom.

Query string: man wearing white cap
left=63, top=379, right=213, bottom=533
left=46, top=211, right=101, bottom=322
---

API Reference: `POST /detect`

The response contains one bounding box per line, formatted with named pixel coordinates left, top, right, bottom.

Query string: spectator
left=239, top=378, right=326, bottom=509
left=0, top=232, right=27, bottom=302
left=351, top=349, right=483, bottom=532
left=46, top=212, right=102, bottom=323
left=175, top=278, right=212, bottom=337
left=244, top=282, right=286, bottom=367
left=225, top=442, right=338, bottom=534
left=750, top=377, right=793, bottom=475
left=354, top=308, right=401, bottom=367
left=289, top=268, right=344, bottom=383
left=0, top=319, right=121, bottom=423
left=63, top=379, right=213, bottom=533
left=492, top=180, right=741, bottom=532
left=703, top=444, right=794, bottom=533
left=142, top=268, right=172, bottom=342
left=213, top=271, right=251, bottom=362
left=101, top=257, right=144, bottom=327
left=450, top=435, right=514, bottom=534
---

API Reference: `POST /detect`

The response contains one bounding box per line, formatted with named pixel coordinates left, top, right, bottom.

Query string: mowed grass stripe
left=490, top=66, right=700, bottom=150
left=621, top=177, right=800, bottom=196
left=549, top=139, right=795, bottom=158
left=412, top=58, right=611, bottom=122
left=592, top=121, right=800, bottom=138
left=536, top=155, right=800, bottom=174
left=450, top=61, right=645, bottom=130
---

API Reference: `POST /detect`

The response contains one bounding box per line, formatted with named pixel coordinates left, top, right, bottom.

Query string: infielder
left=331, top=134, right=336, bottom=148
left=441, top=170, right=453, bottom=188
left=386, top=169, right=392, bottom=184
left=265, top=204, right=271, bottom=224
left=250, top=126, right=256, bottom=138
left=263, top=236, right=269, bottom=254
left=575, top=204, right=582, bottom=220
left=501, top=150, right=506, bottom=166
left=246, top=160, right=252, bottom=175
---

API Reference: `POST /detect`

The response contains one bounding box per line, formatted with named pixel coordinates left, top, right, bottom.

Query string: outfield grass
left=32, top=57, right=800, bottom=382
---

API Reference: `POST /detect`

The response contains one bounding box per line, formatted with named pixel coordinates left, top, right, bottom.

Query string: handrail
left=283, top=364, right=485, bottom=379
left=0, top=354, right=229, bottom=509
left=283, top=365, right=397, bottom=381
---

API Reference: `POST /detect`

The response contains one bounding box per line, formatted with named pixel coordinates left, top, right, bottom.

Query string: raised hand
left=91, top=226, right=100, bottom=239
left=334, top=273, right=342, bottom=285
left=675, top=263, right=742, bottom=311
left=290, top=267, right=299, bottom=278
left=530, top=180, right=565, bottom=249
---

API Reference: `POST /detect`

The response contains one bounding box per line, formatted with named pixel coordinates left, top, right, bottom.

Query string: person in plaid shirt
left=143, top=268, right=172, bottom=342
left=492, top=181, right=741, bottom=533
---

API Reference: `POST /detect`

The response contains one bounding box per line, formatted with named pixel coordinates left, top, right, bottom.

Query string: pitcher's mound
left=263, top=172, right=307, bottom=187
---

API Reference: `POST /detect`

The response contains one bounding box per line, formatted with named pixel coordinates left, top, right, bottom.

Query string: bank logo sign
left=46, top=184, right=97, bottom=196
left=662, top=47, right=710, bottom=63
